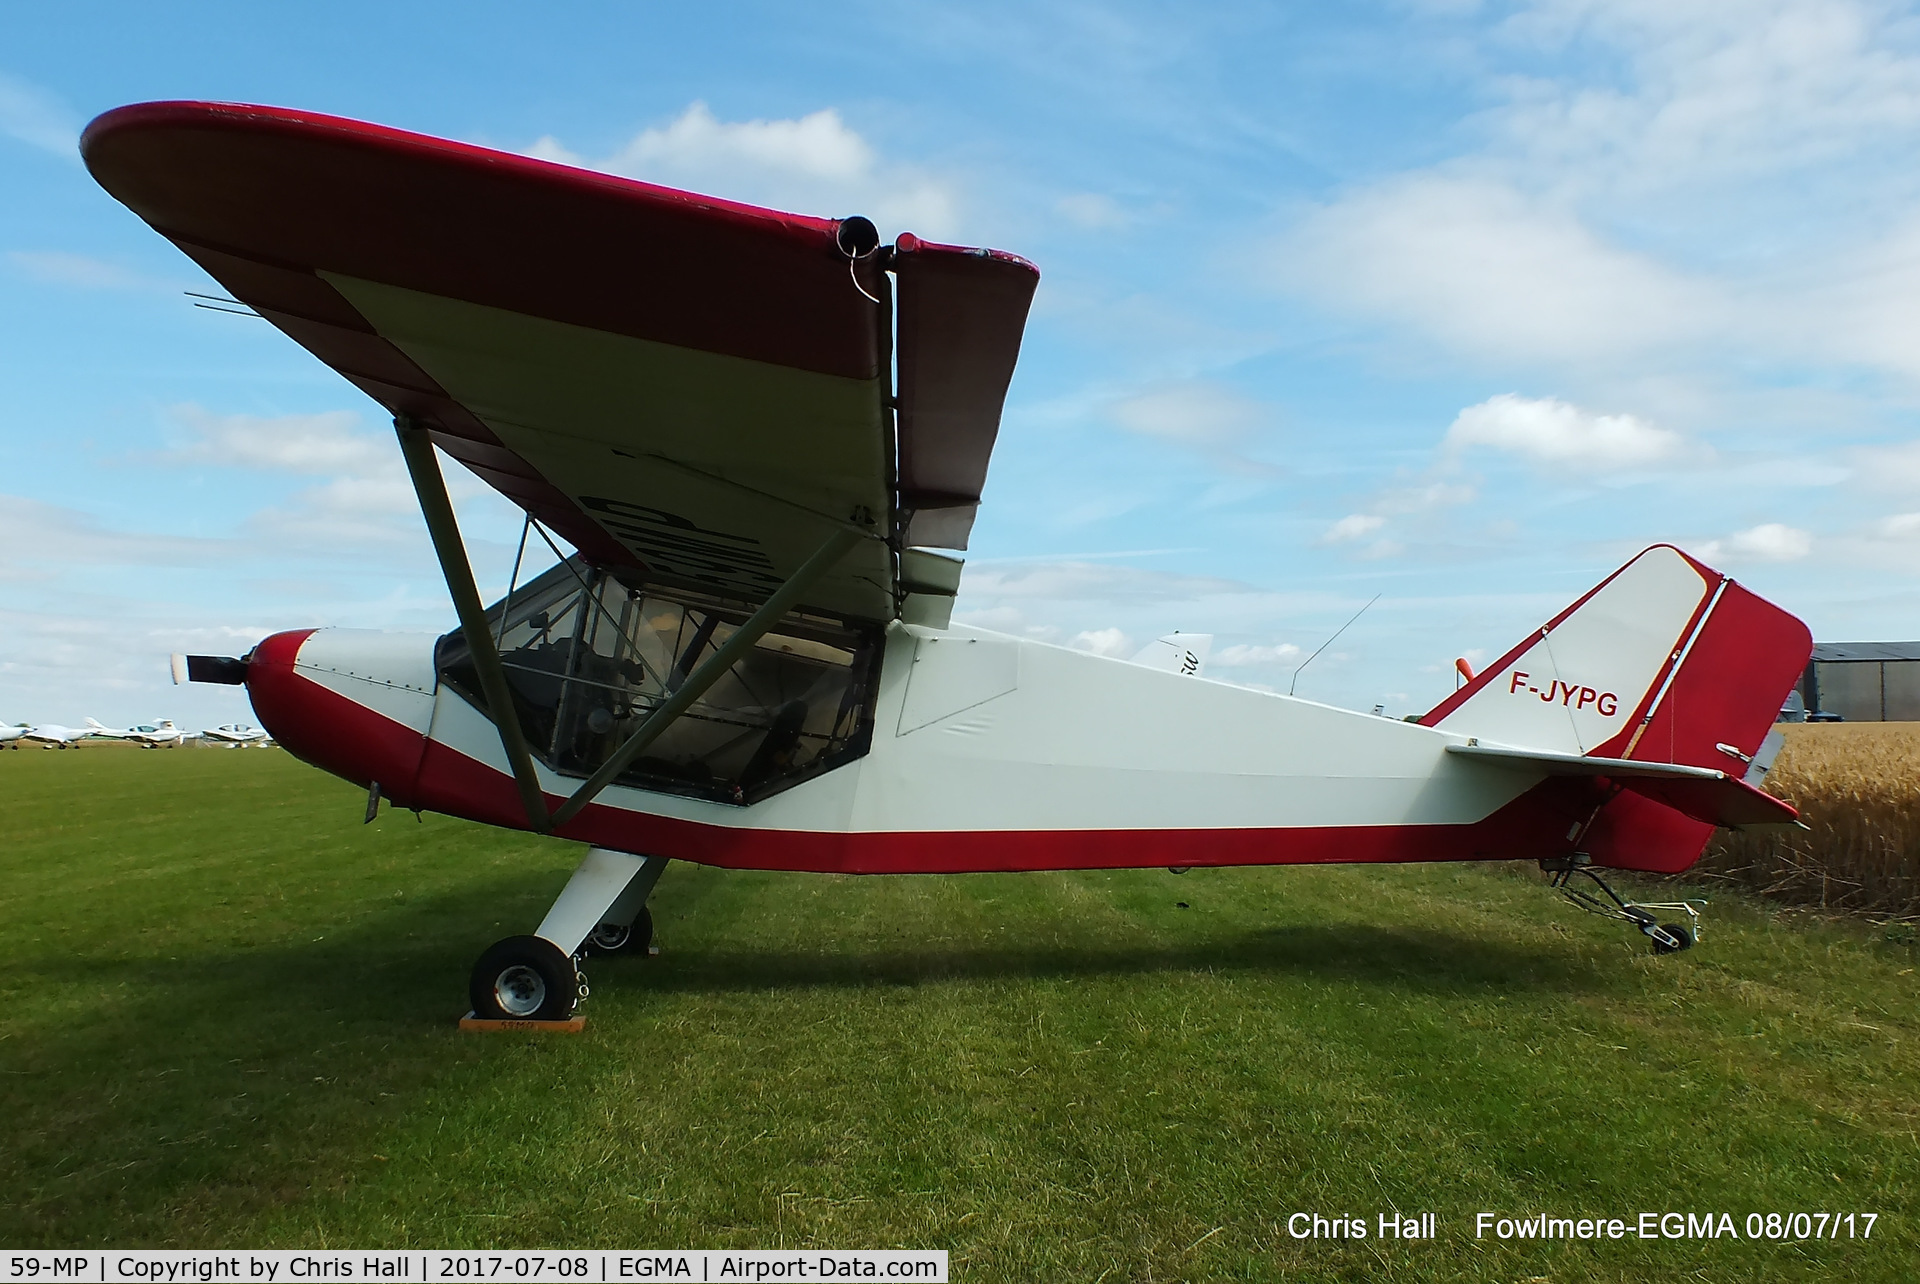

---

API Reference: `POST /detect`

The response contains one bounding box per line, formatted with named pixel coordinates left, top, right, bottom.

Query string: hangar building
left=1796, top=642, right=1920, bottom=722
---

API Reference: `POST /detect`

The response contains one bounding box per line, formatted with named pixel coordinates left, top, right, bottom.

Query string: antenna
left=1290, top=593, right=1381, bottom=696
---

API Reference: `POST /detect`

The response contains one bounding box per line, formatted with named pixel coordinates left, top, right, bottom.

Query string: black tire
left=1651, top=922, right=1694, bottom=954
left=469, top=935, right=577, bottom=1020
left=586, top=906, right=653, bottom=956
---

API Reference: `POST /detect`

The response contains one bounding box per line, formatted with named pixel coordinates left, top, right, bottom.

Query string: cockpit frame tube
left=394, top=414, right=552, bottom=833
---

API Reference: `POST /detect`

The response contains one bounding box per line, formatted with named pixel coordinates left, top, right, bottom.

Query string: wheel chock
left=458, top=1011, right=586, bottom=1033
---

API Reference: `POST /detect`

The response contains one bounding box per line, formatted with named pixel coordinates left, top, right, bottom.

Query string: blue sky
left=6, top=0, right=1920, bottom=727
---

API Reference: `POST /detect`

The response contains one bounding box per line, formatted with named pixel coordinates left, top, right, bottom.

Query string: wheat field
left=1697, top=722, right=1920, bottom=917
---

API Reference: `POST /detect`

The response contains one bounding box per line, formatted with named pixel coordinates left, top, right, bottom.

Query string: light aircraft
left=86, top=101, right=1812, bottom=1022
left=85, top=718, right=190, bottom=747
left=1, top=724, right=29, bottom=749
left=201, top=723, right=272, bottom=746
left=1131, top=633, right=1211, bottom=678
left=21, top=724, right=95, bottom=749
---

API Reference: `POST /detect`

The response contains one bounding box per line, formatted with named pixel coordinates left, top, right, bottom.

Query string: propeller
left=170, top=653, right=249, bottom=685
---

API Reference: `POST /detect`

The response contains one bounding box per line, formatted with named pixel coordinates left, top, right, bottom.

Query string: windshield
left=437, top=558, right=882, bottom=805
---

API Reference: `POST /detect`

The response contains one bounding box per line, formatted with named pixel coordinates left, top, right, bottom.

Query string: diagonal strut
left=393, top=414, right=552, bottom=833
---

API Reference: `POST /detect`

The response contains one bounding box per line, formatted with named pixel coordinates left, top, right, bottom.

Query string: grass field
left=2, top=747, right=1915, bottom=1281
left=1699, top=723, right=1920, bottom=917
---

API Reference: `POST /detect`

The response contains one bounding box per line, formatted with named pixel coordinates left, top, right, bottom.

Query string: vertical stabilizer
left=1424, top=546, right=1811, bottom=873
left=1423, top=546, right=1718, bottom=755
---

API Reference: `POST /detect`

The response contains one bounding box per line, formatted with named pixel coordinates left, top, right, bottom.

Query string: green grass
left=1, top=746, right=1915, bottom=1281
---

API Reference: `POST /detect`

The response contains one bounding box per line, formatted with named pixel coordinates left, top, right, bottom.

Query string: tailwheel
left=1650, top=922, right=1694, bottom=953
left=1540, top=856, right=1705, bottom=954
left=586, top=907, right=653, bottom=956
left=469, top=935, right=578, bottom=1020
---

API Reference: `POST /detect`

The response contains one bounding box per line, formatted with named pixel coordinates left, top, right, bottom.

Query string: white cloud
left=529, top=102, right=959, bottom=238
left=1320, top=513, right=1386, bottom=543
left=1818, top=509, right=1920, bottom=571
left=1110, top=381, right=1262, bottom=449
left=157, top=405, right=515, bottom=550
left=1876, top=511, right=1920, bottom=538
left=1845, top=439, right=1920, bottom=491
left=1698, top=521, right=1813, bottom=562
left=1213, top=642, right=1303, bottom=667
left=0, top=72, right=78, bottom=159
left=1316, top=472, right=1476, bottom=563
left=1493, top=0, right=1920, bottom=197
left=1275, top=176, right=1721, bottom=366
left=1106, top=381, right=1282, bottom=475
left=959, top=559, right=1250, bottom=604
left=0, top=495, right=237, bottom=578
left=1445, top=393, right=1693, bottom=469
left=7, top=251, right=163, bottom=291
left=1055, top=193, right=1130, bottom=230
left=1372, top=479, right=1479, bottom=514
left=1263, top=3, right=1920, bottom=383
left=166, top=406, right=389, bottom=476
left=1069, top=627, right=1131, bottom=656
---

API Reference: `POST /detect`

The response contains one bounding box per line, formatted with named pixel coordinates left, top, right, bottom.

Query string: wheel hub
left=588, top=922, right=630, bottom=951
left=494, top=964, right=547, bottom=1016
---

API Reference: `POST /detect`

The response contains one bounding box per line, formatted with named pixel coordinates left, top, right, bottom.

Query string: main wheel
left=586, top=906, right=653, bottom=956
left=1651, top=922, right=1694, bottom=954
left=469, top=935, right=577, bottom=1020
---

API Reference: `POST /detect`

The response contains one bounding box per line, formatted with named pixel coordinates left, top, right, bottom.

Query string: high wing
left=81, top=101, right=1039, bottom=623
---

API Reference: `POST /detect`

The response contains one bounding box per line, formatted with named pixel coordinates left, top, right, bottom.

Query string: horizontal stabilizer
left=1447, top=742, right=1799, bottom=830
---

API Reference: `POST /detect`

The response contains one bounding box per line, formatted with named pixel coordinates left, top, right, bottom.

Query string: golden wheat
left=1696, top=722, right=1920, bottom=915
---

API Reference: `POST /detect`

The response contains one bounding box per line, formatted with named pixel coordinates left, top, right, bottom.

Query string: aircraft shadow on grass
left=24, top=870, right=1607, bottom=1035
left=3, top=877, right=1607, bottom=1233
left=634, top=923, right=1604, bottom=997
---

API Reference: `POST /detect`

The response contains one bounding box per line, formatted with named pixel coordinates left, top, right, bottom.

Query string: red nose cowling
left=244, top=628, right=432, bottom=807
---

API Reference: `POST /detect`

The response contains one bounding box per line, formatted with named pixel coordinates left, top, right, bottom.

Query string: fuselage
left=22, top=724, right=91, bottom=748
left=241, top=621, right=1589, bottom=875
left=88, top=721, right=186, bottom=747
left=203, top=724, right=269, bottom=745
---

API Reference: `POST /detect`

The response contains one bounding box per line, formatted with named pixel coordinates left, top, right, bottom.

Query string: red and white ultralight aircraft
left=85, top=102, right=1812, bottom=1022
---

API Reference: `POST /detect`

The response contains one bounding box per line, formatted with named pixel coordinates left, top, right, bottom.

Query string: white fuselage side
left=286, top=622, right=1533, bottom=845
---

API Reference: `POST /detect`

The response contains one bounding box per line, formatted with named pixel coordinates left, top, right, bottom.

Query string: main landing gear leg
left=1540, top=855, right=1703, bottom=954
left=467, top=848, right=669, bottom=1020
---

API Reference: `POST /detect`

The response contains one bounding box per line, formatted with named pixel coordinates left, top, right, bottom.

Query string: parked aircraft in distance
left=1, top=724, right=29, bottom=748
left=86, top=718, right=191, bottom=747
left=202, top=723, right=272, bottom=746
left=91, top=101, right=1812, bottom=1025
left=21, top=724, right=94, bottom=749
left=1130, top=633, right=1212, bottom=678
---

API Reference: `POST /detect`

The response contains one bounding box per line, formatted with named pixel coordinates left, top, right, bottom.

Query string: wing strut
left=546, top=525, right=861, bottom=829
left=394, top=415, right=552, bottom=834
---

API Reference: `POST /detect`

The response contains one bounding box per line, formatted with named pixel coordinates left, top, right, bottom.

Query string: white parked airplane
left=21, top=724, right=95, bottom=749
left=1, top=724, right=29, bottom=748
left=85, top=718, right=191, bottom=747
left=1130, top=633, right=1211, bottom=678
left=203, top=723, right=272, bottom=746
